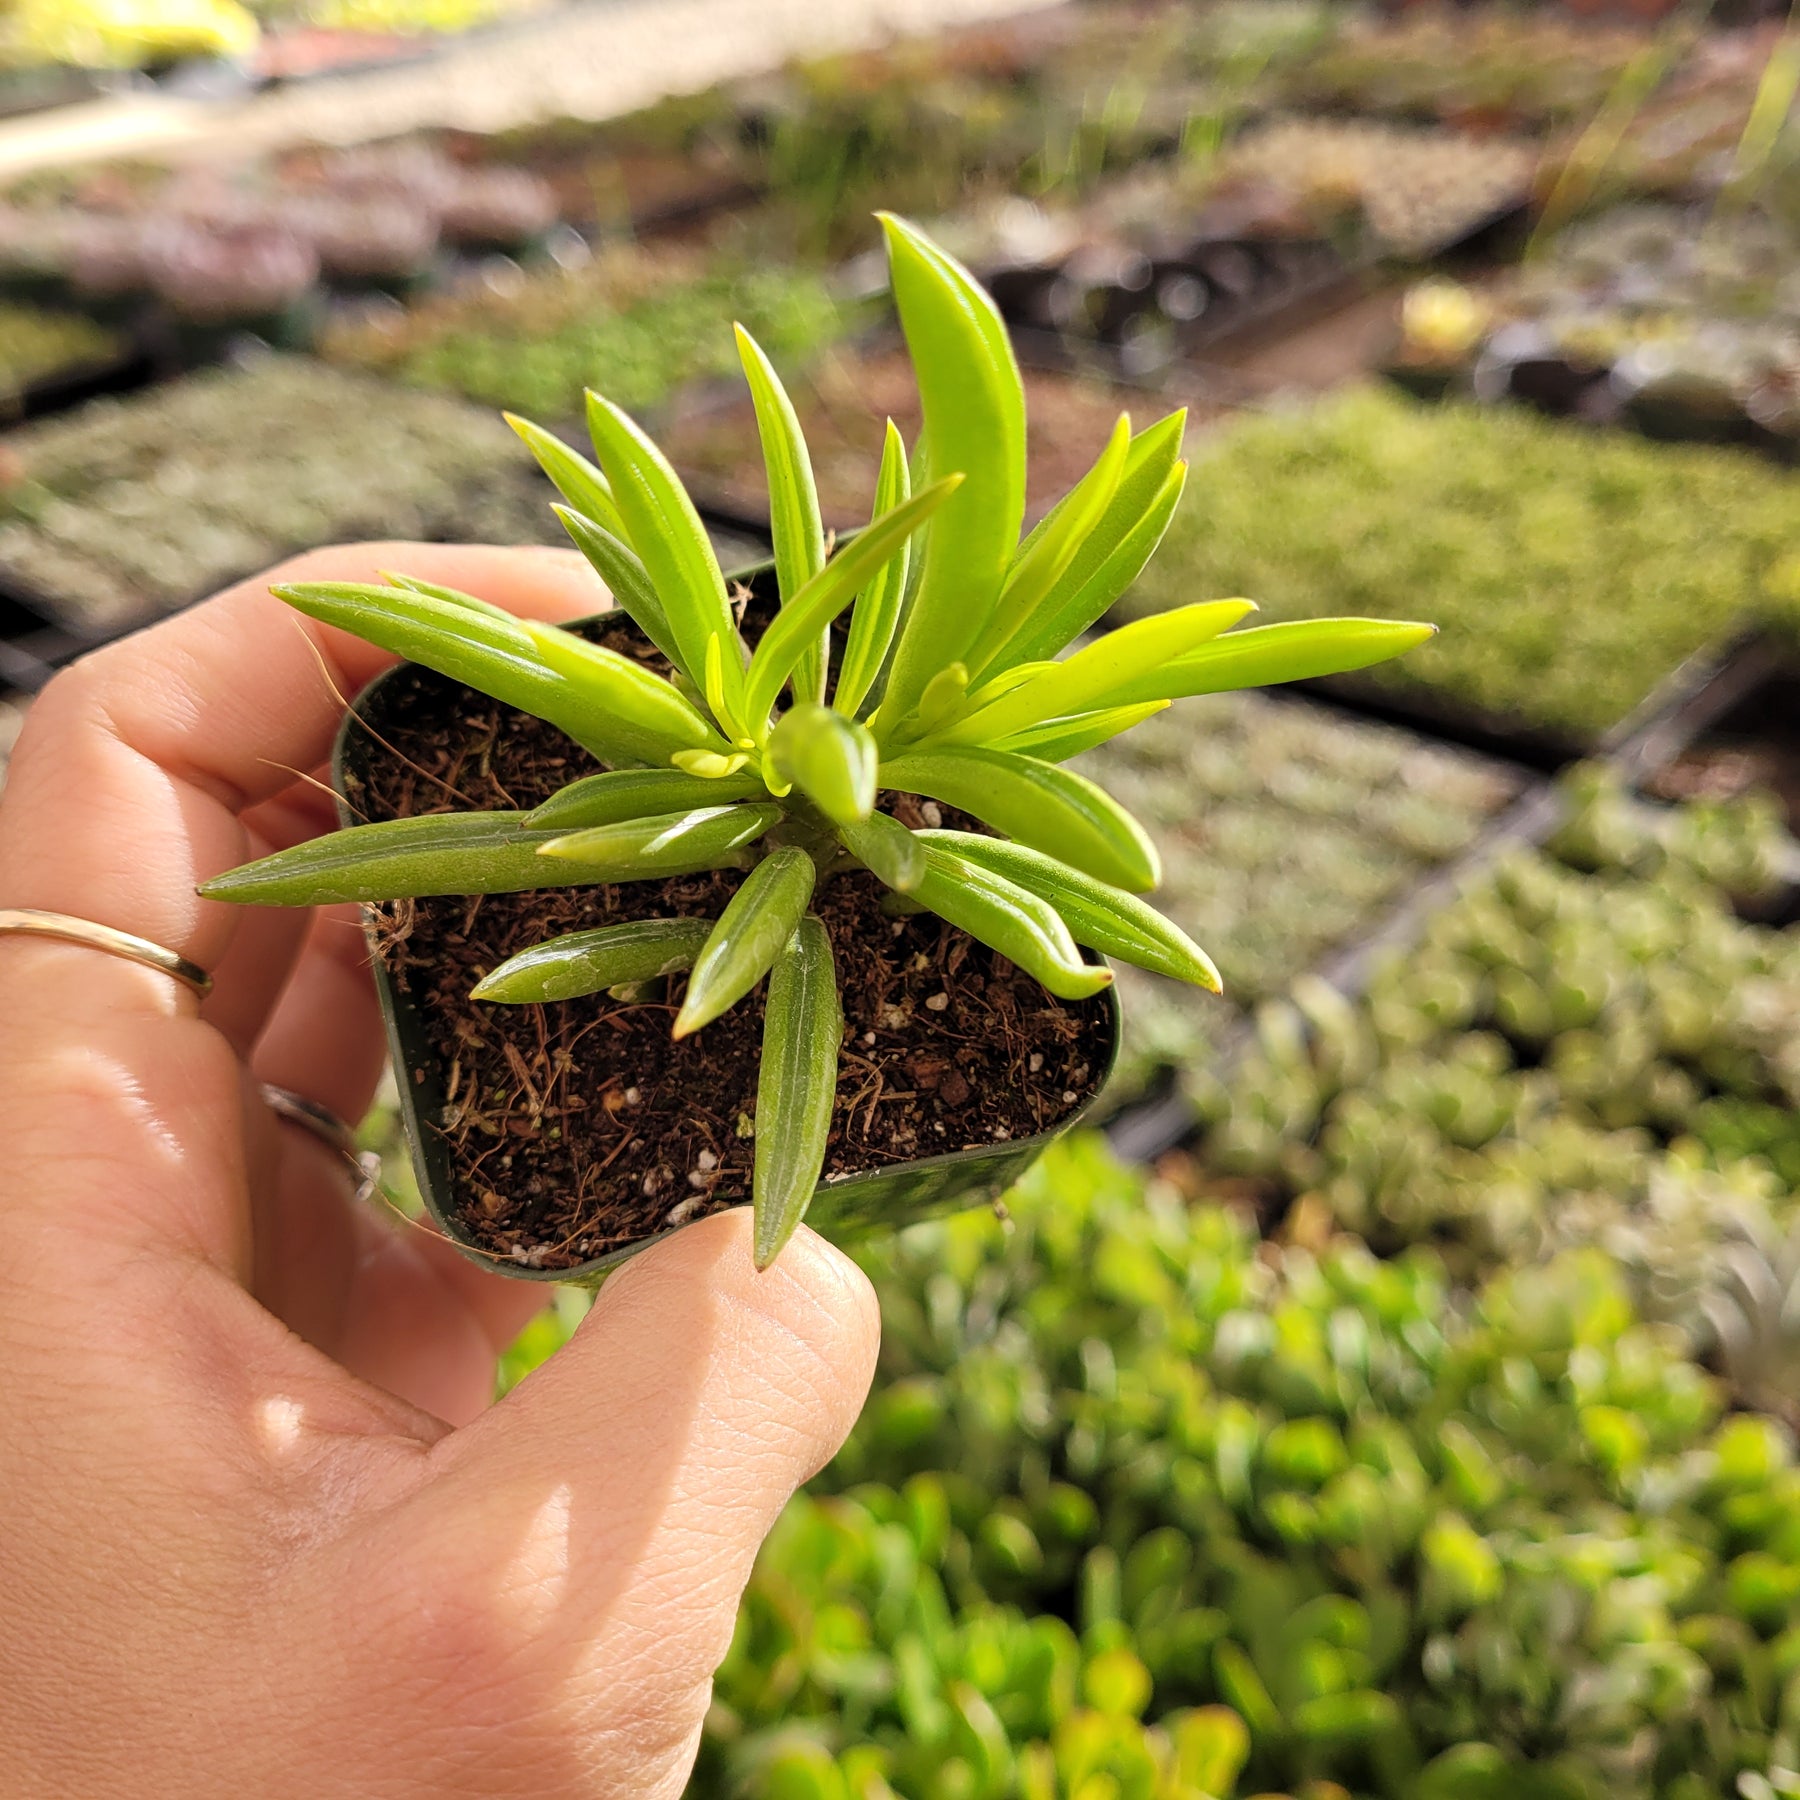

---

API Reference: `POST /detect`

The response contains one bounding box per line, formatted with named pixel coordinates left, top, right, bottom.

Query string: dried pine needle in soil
left=346, top=651, right=1114, bottom=1271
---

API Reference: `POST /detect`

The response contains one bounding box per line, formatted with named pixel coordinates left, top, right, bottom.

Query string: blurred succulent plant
left=437, top=166, right=559, bottom=250
left=203, top=216, right=1431, bottom=1269
left=142, top=221, right=320, bottom=324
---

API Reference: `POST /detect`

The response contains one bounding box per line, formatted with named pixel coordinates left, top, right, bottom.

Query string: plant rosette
left=205, top=214, right=1432, bottom=1281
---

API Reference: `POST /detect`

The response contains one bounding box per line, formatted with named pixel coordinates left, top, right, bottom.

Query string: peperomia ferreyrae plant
left=203, top=215, right=1432, bottom=1270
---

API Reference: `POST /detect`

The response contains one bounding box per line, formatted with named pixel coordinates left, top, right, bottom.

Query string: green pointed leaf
left=199, top=811, right=616, bottom=905
left=907, top=840, right=1113, bottom=1001
left=768, top=703, right=878, bottom=828
left=539, top=802, right=782, bottom=878
left=918, top=831, right=1220, bottom=989
left=507, top=412, right=630, bottom=543
left=471, top=917, right=714, bottom=1003
left=966, top=413, right=1131, bottom=678
left=837, top=809, right=925, bottom=892
left=753, top=914, right=842, bottom=1270
left=585, top=390, right=746, bottom=736
left=742, top=474, right=963, bottom=736
left=881, top=746, right=1161, bottom=892
left=737, top=324, right=828, bottom=707
left=551, top=505, right=685, bottom=678
left=273, top=581, right=664, bottom=768
left=1105, top=618, right=1439, bottom=705
left=378, top=571, right=521, bottom=625
left=527, top=767, right=764, bottom=833
left=835, top=419, right=912, bottom=718
left=675, top=846, right=817, bottom=1037
left=879, top=214, right=1026, bottom=721
left=987, top=426, right=1190, bottom=673
left=521, top=619, right=726, bottom=763
left=994, top=701, right=1170, bottom=763
left=944, top=598, right=1254, bottom=747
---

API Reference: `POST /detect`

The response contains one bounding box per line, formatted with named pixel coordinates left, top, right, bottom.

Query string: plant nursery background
left=2, top=0, right=1799, bottom=1791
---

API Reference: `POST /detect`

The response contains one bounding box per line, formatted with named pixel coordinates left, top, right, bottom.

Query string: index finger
left=0, top=543, right=605, bottom=994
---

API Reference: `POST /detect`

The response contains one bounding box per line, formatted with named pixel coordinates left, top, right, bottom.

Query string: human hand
left=0, top=545, right=880, bottom=1799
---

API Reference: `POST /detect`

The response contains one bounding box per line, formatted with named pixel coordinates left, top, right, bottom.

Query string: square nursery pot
left=334, top=579, right=1120, bottom=1286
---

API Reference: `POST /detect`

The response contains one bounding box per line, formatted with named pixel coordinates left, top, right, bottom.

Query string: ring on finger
left=260, top=1082, right=381, bottom=1203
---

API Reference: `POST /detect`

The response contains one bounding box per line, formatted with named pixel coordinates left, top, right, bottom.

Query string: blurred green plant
left=1122, top=388, right=1800, bottom=745
left=1198, top=769, right=1800, bottom=1384
left=677, top=1131, right=1800, bottom=1797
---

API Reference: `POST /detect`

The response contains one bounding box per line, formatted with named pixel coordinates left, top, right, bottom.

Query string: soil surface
left=347, top=623, right=1114, bottom=1270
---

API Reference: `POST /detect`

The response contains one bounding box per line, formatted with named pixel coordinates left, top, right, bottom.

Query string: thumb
left=351, top=1209, right=879, bottom=1791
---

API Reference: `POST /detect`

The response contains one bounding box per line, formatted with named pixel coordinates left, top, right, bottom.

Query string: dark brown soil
left=345, top=626, right=1114, bottom=1270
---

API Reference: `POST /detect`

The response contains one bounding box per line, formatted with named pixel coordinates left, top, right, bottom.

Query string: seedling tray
left=1103, top=627, right=1796, bottom=1163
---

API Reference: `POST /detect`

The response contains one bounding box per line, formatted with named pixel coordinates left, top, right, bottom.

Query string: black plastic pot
left=334, top=605, right=1121, bottom=1286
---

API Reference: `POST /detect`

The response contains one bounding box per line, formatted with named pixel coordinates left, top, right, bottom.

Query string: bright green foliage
left=1122, top=387, right=1800, bottom=744
left=668, top=1128, right=1800, bottom=1794
left=204, top=218, right=1428, bottom=1269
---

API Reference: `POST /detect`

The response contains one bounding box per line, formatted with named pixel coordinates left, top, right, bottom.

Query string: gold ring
left=0, top=908, right=213, bottom=1000
left=260, top=1083, right=380, bottom=1203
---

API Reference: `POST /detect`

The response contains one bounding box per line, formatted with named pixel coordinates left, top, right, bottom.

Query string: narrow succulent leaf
left=879, top=214, right=1026, bottom=721
left=742, top=474, right=963, bottom=736
left=1104, top=618, right=1440, bottom=705
left=901, top=422, right=931, bottom=614
left=944, top=598, right=1254, bottom=746
left=272, top=581, right=653, bottom=765
left=507, top=411, right=630, bottom=543
left=472, top=918, right=714, bottom=1004
left=521, top=621, right=726, bottom=762
left=966, top=413, right=1132, bottom=678
left=527, top=767, right=763, bottom=833
left=736, top=325, right=828, bottom=706
left=768, top=704, right=878, bottom=827
left=995, top=701, right=1171, bottom=763
left=987, top=424, right=1190, bottom=672
left=882, top=746, right=1161, bottom=892
left=836, top=809, right=925, bottom=892
left=551, top=505, right=686, bottom=677
left=379, top=572, right=520, bottom=625
left=753, top=915, right=842, bottom=1270
left=835, top=419, right=912, bottom=718
left=198, top=812, right=617, bottom=905
left=538, top=803, right=782, bottom=878
left=585, top=390, right=745, bottom=734
left=675, top=847, right=817, bottom=1038
left=918, top=830, right=1221, bottom=990
left=964, top=659, right=1058, bottom=709
left=907, top=842, right=1112, bottom=1001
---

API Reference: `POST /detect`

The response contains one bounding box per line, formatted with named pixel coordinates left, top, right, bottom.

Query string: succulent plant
left=142, top=220, right=320, bottom=324
left=202, top=216, right=1430, bottom=1268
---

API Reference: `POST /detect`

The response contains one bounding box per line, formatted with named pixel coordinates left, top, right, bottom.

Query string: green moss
left=1123, top=387, right=1800, bottom=744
